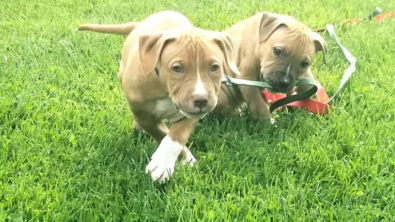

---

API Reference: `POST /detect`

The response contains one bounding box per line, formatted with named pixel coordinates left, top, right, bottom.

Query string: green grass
left=1, top=0, right=395, bottom=221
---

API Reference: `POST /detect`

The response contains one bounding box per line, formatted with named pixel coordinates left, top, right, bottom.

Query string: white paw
left=145, top=136, right=183, bottom=184
left=180, top=147, right=197, bottom=167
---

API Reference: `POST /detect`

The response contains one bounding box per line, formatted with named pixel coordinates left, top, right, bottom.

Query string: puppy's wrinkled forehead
left=272, top=23, right=316, bottom=57
left=163, top=29, right=217, bottom=60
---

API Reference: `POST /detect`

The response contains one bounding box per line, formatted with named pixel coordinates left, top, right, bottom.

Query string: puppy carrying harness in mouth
left=222, top=7, right=393, bottom=115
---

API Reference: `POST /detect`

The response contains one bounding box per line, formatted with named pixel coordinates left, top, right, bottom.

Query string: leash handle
left=221, top=75, right=319, bottom=113
left=269, top=78, right=318, bottom=113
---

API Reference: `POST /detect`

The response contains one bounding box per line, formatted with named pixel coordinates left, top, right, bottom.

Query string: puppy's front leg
left=145, top=118, right=198, bottom=184
left=237, top=65, right=271, bottom=120
left=239, top=85, right=271, bottom=120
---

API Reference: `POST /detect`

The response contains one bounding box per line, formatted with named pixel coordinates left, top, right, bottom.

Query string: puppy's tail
left=76, top=22, right=140, bottom=35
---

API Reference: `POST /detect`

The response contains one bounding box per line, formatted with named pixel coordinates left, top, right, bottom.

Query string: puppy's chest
left=152, top=98, right=184, bottom=123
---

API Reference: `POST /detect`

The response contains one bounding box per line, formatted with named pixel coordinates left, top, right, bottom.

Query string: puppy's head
left=139, top=28, right=239, bottom=119
left=257, top=12, right=327, bottom=93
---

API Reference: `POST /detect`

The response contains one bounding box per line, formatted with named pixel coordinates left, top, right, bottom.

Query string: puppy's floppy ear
left=310, top=31, right=327, bottom=64
left=138, top=31, right=177, bottom=76
left=259, top=12, right=286, bottom=43
left=213, top=32, right=240, bottom=77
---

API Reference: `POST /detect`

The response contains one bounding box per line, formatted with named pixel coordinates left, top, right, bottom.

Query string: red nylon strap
left=262, top=81, right=331, bottom=115
left=313, top=8, right=395, bottom=33
left=374, top=11, right=395, bottom=21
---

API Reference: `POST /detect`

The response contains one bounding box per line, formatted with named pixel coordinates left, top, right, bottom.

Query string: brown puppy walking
left=77, top=11, right=239, bottom=183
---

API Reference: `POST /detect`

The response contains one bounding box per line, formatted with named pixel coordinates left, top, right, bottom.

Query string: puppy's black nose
left=194, top=99, right=208, bottom=108
left=279, top=77, right=291, bottom=89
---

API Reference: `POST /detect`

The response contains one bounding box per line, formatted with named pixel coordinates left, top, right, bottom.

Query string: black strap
left=155, top=67, right=159, bottom=76
left=269, top=79, right=318, bottom=113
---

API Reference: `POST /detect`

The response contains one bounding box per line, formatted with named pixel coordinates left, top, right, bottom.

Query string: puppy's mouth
left=179, top=109, right=208, bottom=119
left=174, top=105, right=208, bottom=119
left=261, top=79, right=291, bottom=93
left=271, top=85, right=293, bottom=94
left=261, top=75, right=294, bottom=93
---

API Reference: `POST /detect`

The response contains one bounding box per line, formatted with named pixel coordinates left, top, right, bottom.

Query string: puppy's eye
left=172, top=65, right=183, bottom=73
left=273, top=48, right=283, bottom=56
left=301, top=61, right=309, bottom=69
left=211, top=64, right=220, bottom=72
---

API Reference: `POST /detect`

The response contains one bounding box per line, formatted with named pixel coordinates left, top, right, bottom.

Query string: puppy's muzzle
left=262, top=71, right=294, bottom=93
left=193, top=94, right=208, bottom=108
left=176, top=93, right=215, bottom=119
left=278, top=74, right=291, bottom=89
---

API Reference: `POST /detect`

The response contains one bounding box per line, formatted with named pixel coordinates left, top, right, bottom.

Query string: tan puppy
left=77, top=11, right=239, bottom=183
left=213, top=12, right=327, bottom=119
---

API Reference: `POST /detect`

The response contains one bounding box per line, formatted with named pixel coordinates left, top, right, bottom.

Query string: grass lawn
left=1, top=0, right=395, bottom=221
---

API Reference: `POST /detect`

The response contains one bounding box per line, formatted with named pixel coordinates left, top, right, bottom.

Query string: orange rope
left=313, top=9, right=395, bottom=33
